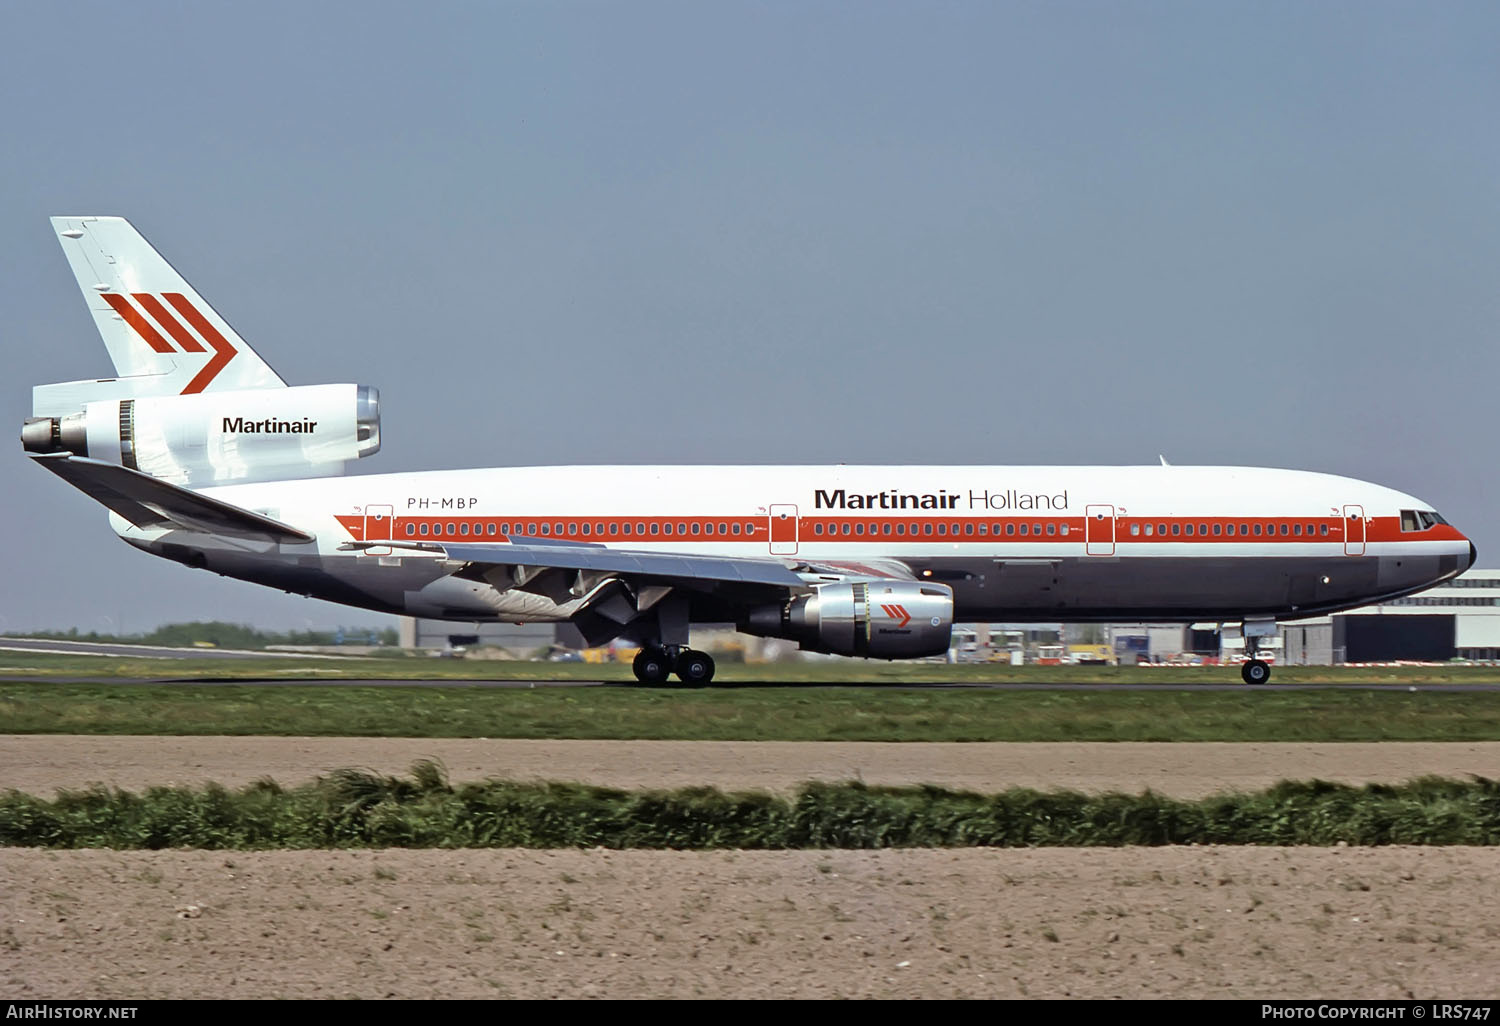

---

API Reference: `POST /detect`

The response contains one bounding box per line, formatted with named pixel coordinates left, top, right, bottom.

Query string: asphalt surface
left=2, top=674, right=1499, bottom=691
left=0, top=637, right=356, bottom=660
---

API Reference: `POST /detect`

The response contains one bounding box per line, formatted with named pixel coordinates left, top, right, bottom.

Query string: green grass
left=3, top=762, right=1496, bottom=849
left=4, top=680, right=1500, bottom=741
left=5, top=648, right=1500, bottom=684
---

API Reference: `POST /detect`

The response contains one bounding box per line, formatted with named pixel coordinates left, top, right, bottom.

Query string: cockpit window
left=1401, top=509, right=1447, bottom=532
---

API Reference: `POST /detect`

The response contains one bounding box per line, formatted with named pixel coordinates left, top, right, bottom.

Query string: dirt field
left=5, top=738, right=1499, bottom=999
left=5, top=736, right=1500, bottom=797
left=4, top=846, right=1498, bottom=999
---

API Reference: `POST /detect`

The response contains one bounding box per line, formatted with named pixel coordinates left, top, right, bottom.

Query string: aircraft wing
left=29, top=453, right=314, bottom=543
left=341, top=539, right=916, bottom=591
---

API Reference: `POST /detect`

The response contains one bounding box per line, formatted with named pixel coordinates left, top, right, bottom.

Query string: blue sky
left=2, top=1, right=1497, bottom=633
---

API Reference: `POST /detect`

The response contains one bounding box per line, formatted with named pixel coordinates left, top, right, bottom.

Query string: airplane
left=21, top=217, right=1477, bottom=686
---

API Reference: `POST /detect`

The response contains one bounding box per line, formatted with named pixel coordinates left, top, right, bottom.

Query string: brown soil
left=4, top=847, right=1497, bottom=999
left=4, top=738, right=1498, bottom=999
left=5, top=736, right=1500, bottom=797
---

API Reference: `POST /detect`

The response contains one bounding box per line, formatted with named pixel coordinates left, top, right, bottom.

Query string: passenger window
left=582, top=523, right=592, bottom=536
left=663, top=524, right=673, bottom=536
left=488, top=524, right=497, bottom=536
left=1046, top=523, right=1055, bottom=536
left=420, top=523, right=429, bottom=536
left=1158, top=523, right=1167, bottom=535
left=1184, top=524, right=1194, bottom=536
left=731, top=523, right=740, bottom=536
left=883, top=523, right=892, bottom=536
left=1320, top=524, right=1329, bottom=536
left=678, top=523, right=686, bottom=535
left=449, top=522, right=458, bottom=535
left=965, top=523, right=974, bottom=536
left=937, top=524, right=946, bottom=536
left=691, top=523, right=700, bottom=535
left=650, top=524, right=660, bottom=535
left=856, top=523, right=866, bottom=535
left=1059, top=524, right=1068, bottom=536
left=1199, top=523, right=1207, bottom=535
left=1253, top=524, right=1262, bottom=536
left=460, top=523, right=470, bottom=536
left=814, top=524, right=824, bottom=536
left=1172, top=524, right=1181, bottom=536
left=718, top=523, right=727, bottom=535
left=1130, top=524, right=1141, bottom=536
left=1006, top=523, right=1015, bottom=536
left=1144, top=524, right=1154, bottom=536
left=924, top=523, right=933, bottom=536
left=1213, top=524, right=1222, bottom=536
left=1020, top=524, right=1029, bottom=536
left=623, top=523, right=633, bottom=535
left=1280, top=524, right=1289, bottom=536
left=1293, top=524, right=1301, bottom=536
left=567, top=523, right=577, bottom=535
left=1032, top=523, right=1041, bottom=535
left=405, top=524, right=415, bottom=536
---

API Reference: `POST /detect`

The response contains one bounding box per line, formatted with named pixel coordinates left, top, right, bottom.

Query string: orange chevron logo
left=880, top=603, right=911, bottom=628
left=100, top=291, right=237, bottom=394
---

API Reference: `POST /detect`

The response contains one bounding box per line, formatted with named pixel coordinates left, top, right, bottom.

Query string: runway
left=3, top=673, right=1500, bottom=691
left=0, top=637, right=355, bottom=660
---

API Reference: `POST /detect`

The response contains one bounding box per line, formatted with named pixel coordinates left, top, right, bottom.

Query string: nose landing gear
left=1239, top=624, right=1273, bottom=685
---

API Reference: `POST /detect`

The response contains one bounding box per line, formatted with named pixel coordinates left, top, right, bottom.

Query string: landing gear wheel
left=675, top=649, right=716, bottom=685
left=1241, top=659, right=1271, bottom=686
left=632, top=648, right=672, bottom=684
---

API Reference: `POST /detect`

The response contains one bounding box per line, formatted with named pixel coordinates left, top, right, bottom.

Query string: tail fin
left=48, top=216, right=286, bottom=400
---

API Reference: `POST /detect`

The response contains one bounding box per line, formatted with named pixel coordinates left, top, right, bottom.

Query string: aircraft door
left=363, top=504, right=394, bottom=556
left=1343, top=505, right=1366, bottom=556
left=769, top=504, right=799, bottom=555
left=1085, top=504, right=1115, bottom=556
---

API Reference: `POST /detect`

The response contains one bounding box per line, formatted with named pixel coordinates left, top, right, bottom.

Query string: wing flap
left=30, top=453, right=314, bottom=543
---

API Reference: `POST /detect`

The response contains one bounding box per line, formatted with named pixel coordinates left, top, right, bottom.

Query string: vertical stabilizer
left=48, top=217, right=286, bottom=400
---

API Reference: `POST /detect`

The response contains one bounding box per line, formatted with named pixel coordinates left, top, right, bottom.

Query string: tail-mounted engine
left=21, top=383, right=380, bottom=486
left=742, top=580, right=955, bottom=658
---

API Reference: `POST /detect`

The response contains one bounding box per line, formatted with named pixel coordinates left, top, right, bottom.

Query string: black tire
left=1241, top=659, right=1271, bottom=685
left=632, top=648, right=672, bottom=684
left=675, top=649, right=716, bottom=685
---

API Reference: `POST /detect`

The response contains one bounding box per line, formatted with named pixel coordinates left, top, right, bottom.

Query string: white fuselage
left=111, top=463, right=1475, bottom=625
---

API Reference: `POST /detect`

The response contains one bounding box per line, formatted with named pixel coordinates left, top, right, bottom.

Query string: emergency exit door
left=1085, top=504, right=1115, bottom=556
left=769, top=504, right=799, bottom=555
left=1343, top=505, right=1366, bottom=556
left=363, top=505, right=393, bottom=556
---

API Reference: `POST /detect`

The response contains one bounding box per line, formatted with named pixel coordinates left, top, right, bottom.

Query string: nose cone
left=1468, top=541, right=1478, bottom=571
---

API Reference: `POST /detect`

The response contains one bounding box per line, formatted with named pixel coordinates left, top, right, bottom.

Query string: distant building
left=399, top=617, right=565, bottom=654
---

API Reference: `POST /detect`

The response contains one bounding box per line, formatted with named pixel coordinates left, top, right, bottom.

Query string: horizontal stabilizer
left=30, top=453, right=313, bottom=543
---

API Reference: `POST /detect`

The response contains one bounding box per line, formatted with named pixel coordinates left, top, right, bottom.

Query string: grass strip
left=4, top=682, right=1500, bottom=741
left=6, top=649, right=1500, bottom=684
left=3, top=762, right=1498, bottom=849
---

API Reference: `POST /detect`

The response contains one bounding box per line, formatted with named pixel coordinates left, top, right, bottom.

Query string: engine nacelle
left=21, top=383, right=380, bottom=486
left=742, top=580, right=955, bottom=659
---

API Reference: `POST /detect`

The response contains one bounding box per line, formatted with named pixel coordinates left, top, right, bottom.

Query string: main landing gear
left=632, top=645, right=716, bottom=685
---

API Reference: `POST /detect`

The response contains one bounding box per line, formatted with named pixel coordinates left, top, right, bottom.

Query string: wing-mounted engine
left=21, top=383, right=380, bottom=486
left=741, top=579, right=955, bottom=658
